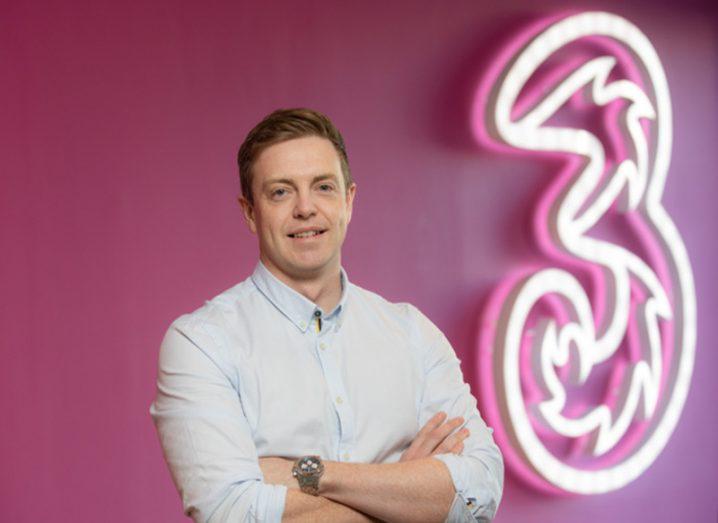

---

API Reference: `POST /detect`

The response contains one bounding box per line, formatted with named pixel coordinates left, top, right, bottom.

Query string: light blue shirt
left=150, top=262, right=503, bottom=522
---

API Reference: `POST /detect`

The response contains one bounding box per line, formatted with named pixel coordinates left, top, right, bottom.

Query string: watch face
left=297, top=456, right=323, bottom=477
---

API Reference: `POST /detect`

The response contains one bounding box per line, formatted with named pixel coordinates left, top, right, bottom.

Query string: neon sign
left=475, top=12, right=696, bottom=494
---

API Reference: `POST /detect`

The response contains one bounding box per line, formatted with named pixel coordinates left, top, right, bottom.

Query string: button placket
left=317, top=325, right=355, bottom=461
left=307, top=315, right=341, bottom=456
left=316, top=317, right=330, bottom=356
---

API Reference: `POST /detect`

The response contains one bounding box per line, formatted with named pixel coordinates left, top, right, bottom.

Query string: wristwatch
left=292, top=455, right=324, bottom=496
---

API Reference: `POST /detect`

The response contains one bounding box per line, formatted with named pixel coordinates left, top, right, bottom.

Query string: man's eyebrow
left=262, top=177, right=295, bottom=189
left=312, top=174, right=340, bottom=183
left=262, top=174, right=338, bottom=188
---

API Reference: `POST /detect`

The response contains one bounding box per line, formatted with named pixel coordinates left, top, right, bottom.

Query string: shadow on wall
left=427, top=11, right=563, bottom=389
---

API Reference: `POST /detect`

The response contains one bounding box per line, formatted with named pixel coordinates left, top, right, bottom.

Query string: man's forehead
left=254, top=136, right=343, bottom=183
left=257, top=136, right=339, bottom=166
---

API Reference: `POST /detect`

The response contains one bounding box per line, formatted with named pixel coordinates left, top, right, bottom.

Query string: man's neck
left=261, top=258, right=343, bottom=313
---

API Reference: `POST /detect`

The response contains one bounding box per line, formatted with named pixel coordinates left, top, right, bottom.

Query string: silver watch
left=292, top=455, right=324, bottom=496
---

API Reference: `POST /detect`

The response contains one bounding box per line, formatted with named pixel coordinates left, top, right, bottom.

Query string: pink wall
left=2, top=1, right=716, bottom=521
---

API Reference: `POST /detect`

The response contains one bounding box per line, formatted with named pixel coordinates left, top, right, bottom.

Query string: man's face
left=240, top=135, right=356, bottom=283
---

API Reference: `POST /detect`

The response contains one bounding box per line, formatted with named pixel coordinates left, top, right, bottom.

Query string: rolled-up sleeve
left=149, top=319, right=287, bottom=522
left=411, top=307, right=504, bottom=522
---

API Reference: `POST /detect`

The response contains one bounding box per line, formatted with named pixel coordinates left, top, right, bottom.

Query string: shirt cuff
left=433, top=453, right=499, bottom=522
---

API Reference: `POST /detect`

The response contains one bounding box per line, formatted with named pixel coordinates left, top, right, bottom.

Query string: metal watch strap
left=297, top=473, right=320, bottom=496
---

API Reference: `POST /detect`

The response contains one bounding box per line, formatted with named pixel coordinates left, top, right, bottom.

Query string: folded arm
left=275, top=457, right=455, bottom=523
left=262, top=412, right=470, bottom=523
left=316, top=408, right=480, bottom=522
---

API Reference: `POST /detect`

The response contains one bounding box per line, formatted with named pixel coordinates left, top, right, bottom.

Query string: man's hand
left=400, top=411, right=469, bottom=462
left=259, top=457, right=296, bottom=488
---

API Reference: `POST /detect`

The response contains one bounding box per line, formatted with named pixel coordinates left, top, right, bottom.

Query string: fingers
left=400, top=412, right=471, bottom=461
left=401, top=412, right=446, bottom=460
left=421, top=416, right=464, bottom=453
left=416, top=411, right=447, bottom=438
left=414, top=414, right=464, bottom=455
left=450, top=441, right=464, bottom=455
left=433, top=427, right=470, bottom=455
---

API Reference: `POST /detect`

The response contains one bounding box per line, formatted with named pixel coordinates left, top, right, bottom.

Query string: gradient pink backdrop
left=2, top=1, right=716, bottom=521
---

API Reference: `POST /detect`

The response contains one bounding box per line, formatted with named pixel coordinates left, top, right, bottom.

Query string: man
left=150, top=108, right=503, bottom=522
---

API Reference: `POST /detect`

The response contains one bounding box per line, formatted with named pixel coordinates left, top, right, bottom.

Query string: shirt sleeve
left=149, top=319, right=287, bottom=523
left=410, top=306, right=504, bottom=522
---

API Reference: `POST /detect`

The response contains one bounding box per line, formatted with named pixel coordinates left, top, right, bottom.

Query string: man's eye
left=318, top=184, right=334, bottom=192
left=271, top=188, right=288, bottom=198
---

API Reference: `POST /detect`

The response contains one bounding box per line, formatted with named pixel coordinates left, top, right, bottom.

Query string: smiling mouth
left=288, top=230, right=327, bottom=239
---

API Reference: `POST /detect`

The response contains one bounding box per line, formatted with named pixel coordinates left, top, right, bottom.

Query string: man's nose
left=293, top=189, right=317, bottom=219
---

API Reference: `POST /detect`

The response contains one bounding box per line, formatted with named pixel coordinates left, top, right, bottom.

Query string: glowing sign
left=475, top=12, right=696, bottom=494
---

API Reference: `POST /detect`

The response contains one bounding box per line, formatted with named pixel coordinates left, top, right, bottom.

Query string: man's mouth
left=288, top=229, right=327, bottom=239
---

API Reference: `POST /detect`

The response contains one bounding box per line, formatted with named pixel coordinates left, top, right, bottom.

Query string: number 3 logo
left=476, top=11, right=696, bottom=494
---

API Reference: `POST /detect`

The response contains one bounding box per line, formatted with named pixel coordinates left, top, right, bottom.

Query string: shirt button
left=319, top=342, right=327, bottom=350
left=335, top=396, right=343, bottom=405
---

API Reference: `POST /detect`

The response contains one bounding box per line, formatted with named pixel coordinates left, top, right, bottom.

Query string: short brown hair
left=237, top=108, right=352, bottom=204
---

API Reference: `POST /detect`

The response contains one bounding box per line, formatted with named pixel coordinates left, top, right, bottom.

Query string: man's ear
left=345, top=183, right=357, bottom=224
left=238, top=196, right=257, bottom=234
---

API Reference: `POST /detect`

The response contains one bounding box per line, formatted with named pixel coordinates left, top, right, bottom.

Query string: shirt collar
left=251, top=261, right=349, bottom=332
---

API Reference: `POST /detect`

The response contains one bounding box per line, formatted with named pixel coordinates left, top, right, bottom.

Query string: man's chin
left=283, top=256, right=340, bottom=280
left=261, top=249, right=339, bottom=283
left=288, top=262, right=330, bottom=279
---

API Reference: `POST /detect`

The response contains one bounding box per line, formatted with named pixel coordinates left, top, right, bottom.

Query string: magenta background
left=2, top=2, right=716, bottom=522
